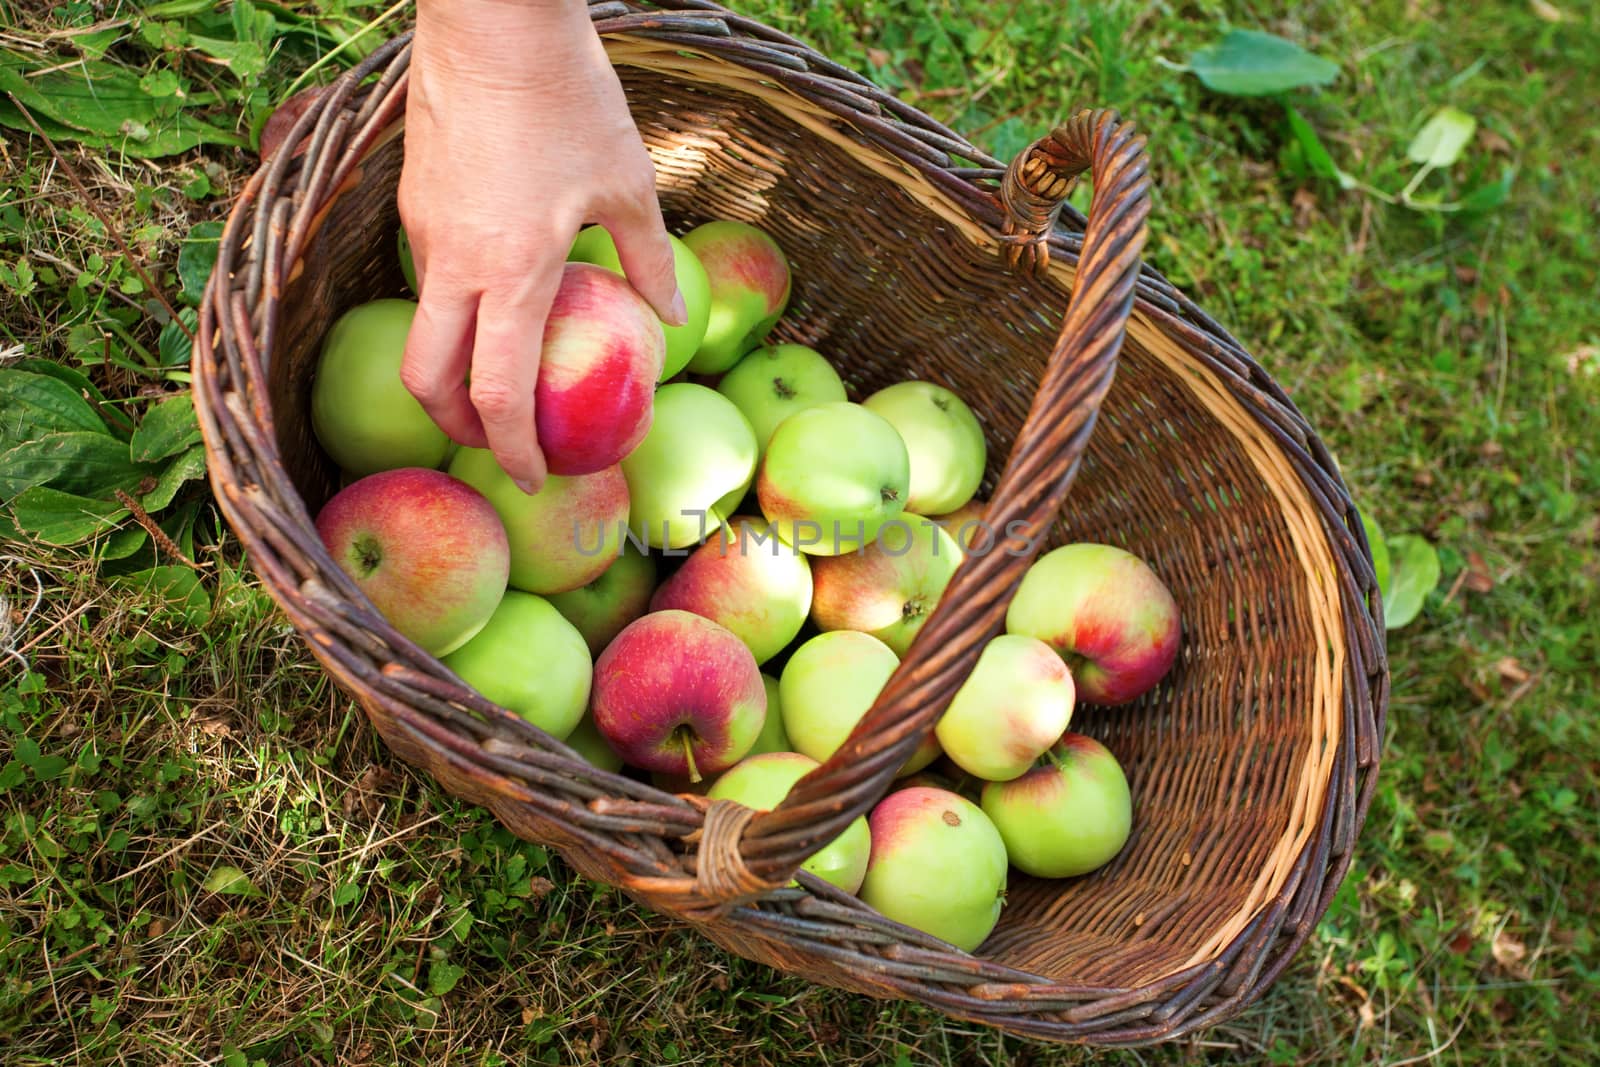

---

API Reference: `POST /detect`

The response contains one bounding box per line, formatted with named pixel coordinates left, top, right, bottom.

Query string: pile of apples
left=310, top=218, right=1181, bottom=953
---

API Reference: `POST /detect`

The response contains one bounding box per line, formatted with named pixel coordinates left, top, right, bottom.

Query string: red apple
left=649, top=514, right=812, bottom=664
left=315, top=468, right=508, bottom=656
left=591, top=610, right=766, bottom=781
left=536, top=262, right=666, bottom=475
left=449, top=446, right=629, bottom=595
left=681, top=221, right=792, bottom=374
left=809, top=514, right=962, bottom=657
left=1005, top=543, right=1180, bottom=705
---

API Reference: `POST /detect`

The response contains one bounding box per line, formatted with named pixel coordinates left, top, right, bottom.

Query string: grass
left=2, top=0, right=1598, bottom=1063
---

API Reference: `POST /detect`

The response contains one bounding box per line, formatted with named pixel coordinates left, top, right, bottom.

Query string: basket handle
left=703, top=111, right=1153, bottom=897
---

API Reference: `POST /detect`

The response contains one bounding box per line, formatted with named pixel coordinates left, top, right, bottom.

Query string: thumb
left=600, top=174, right=686, bottom=328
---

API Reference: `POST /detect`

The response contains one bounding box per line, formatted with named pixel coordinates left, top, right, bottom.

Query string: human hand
left=398, top=0, right=684, bottom=492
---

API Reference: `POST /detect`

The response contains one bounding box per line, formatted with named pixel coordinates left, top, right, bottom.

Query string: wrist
left=415, top=0, right=595, bottom=83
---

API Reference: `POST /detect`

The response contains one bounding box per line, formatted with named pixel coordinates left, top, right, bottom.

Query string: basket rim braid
left=192, top=0, right=1388, bottom=1045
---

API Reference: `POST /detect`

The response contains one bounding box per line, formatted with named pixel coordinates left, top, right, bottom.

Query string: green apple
left=809, top=514, right=962, bottom=656
left=862, top=381, right=987, bottom=516
left=545, top=548, right=657, bottom=657
left=981, top=733, right=1133, bottom=878
left=442, top=591, right=591, bottom=740
left=935, top=634, right=1075, bottom=781
left=682, top=220, right=792, bottom=373
left=563, top=712, right=625, bottom=773
left=747, top=674, right=790, bottom=756
left=567, top=224, right=711, bottom=381
left=448, top=446, right=628, bottom=594
left=311, top=299, right=450, bottom=475
left=1005, top=543, right=1180, bottom=705
left=757, top=402, right=910, bottom=555
left=621, top=383, right=758, bottom=549
left=716, top=344, right=847, bottom=458
left=779, top=630, right=938, bottom=775
left=859, top=786, right=1007, bottom=952
left=709, top=751, right=871, bottom=894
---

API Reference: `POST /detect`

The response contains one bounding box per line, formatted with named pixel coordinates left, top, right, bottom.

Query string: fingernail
left=667, top=289, right=688, bottom=328
left=514, top=478, right=538, bottom=495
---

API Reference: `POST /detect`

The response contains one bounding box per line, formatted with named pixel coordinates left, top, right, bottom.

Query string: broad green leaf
left=130, top=394, right=202, bottom=462
left=429, top=961, right=467, bottom=996
left=178, top=222, right=224, bottom=306
left=0, top=369, right=109, bottom=444
left=0, top=56, right=245, bottom=158
left=0, top=432, right=155, bottom=504
left=115, top=565, right=212, bottom=627
left=1186, top=30, right=1340, bottom=97
left=141, top=444, right=208, bottom=511
left=1361, top=511, right=1392, bottom=598
left=188, top=36, right=269, bottom=81
left=10, top=359, right=123, bottom=436
left=1384, top=534, right=1441, bottom=630
left=8, top=486, right=130, bottom=545
left=1285, top=106, right=1342, bottom=181
left=202, top=864, right=260, bottom=896
left=159, top=312, right=197, bottom=366
left=100, top=525, right=150, bottom=562
left=1407, top=107, right=1477, bottom=168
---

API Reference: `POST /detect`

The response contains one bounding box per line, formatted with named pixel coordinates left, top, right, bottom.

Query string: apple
left=1005, top=543, right=1181, bottom=705
left=716, top=344, right=847, bottom=457
left=315, top=468, right=507, bottom=656
left=442, top=591, right=591, bottom=740
left=981, top=733, right=1133, bottom=878
left=535, top=262, right=665, bottom=476
left=859, top=787, right=1007, bottom=952
left=758, top=402, right=910, bottom=556
left=621, top=383, right=758, bottom=550
left=747, top=674, right=790, bottom=756
left=862, top=381, right=987, bottom=517
left=311, top=299, right=450, bottom=475
left=563, top=712, right=625, bottom=773
left=397, top=226, right=417, bottom=295
left=929, top=497, right=991, bottom=554
left=448, top=446, right=628, bottom=594
left=709, top=752, right=871, bottom=894
left=545, top=547, right=656, bottom=657
left=591, top=610, right=765, bottom=780
left=652, top=769, right=718, bottom=796
left=567, top=224, right=711, bottom=381
left=809, top=514, right=962, bottom=657
left=681, top=220, right=791, bottom=373
left=649, top=515, right=812, bottom=664
left=779, top=631, right=940, bottom=775
left=935, top=634, right=1075, bottom=782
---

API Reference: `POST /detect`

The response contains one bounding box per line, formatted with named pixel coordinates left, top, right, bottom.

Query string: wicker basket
left=193, top=0, right=1387, bottom=1045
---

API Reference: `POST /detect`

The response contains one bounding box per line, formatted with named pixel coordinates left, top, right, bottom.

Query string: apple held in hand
left=315, top=468, right=508, bottom=656
left=443, top=591, right=591, bottom=740
left=716, top=344, right=847, bottom=458
left=935, top=634, right=1074, bottom=781
left=859, top=787, right=1007, bottom=952
left=650, top=515, right=812, bottom=665
left=449, top=447, right=627, bottom=594
left=682, top=220, right=792, bottom=374
left=758, top=402, right=911, bottom=556
left=981, top=733, right=1133, bottom=878
left=1006, top=543, right=1180, bottom=705
left=780, top=631, right=940, bottom=775
left=536, top=263, right=666, bottom=475
left=862, top=381, right=986, bottom=516
left=546, top=547, right=656, bottom=657
left=568, top=224, right=711, bottom=381
left=591, top=610, right=765, bottom=780
left=709, top=752, right=871, bottom=894
left=622, top=383, right=758, bottom=550
left=809, top=514, right=962, bottom=657
left=312, top=300, right=450, bottom=475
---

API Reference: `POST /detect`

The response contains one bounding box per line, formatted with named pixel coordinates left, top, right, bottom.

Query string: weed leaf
left=1385, top=534, right=1442, bottom=629
left=1187, top=30, right=1340, bottom=97
left=0, top=432, right=155, bottom=504
left=130, top=394, right=202, bottom=463
left=9, top=486, right=131, bottom=546
left=0, top=369, right=109, bottom=443
left=1407, top=107, right=1477, bottom=168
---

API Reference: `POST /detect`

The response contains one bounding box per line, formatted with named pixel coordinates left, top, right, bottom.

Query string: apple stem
left=679, top=729, right=702, bottom=784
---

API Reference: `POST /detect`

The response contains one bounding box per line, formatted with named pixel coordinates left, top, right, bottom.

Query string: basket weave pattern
left=193, top=0, right=1387, bottom=1044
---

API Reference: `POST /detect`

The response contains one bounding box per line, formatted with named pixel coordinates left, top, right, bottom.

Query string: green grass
left=3, top=0, right=1598, bottom=1063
